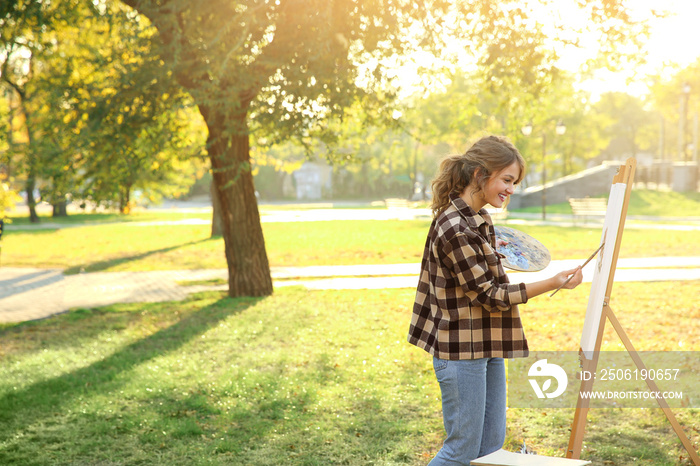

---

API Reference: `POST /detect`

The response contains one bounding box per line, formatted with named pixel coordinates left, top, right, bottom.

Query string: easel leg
left=568, top=306, right=699, bottom=464
left=567, top=375, right=592, bottom=458
left=604, top=306, right=700, bottom=466
left=567, top=348, right=605, bottom=458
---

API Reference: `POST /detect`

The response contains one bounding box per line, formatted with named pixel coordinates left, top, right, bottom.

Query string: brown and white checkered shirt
left=408, top=194, right=529, bottom=360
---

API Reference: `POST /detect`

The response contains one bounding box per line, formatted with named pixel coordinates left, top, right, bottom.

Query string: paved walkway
left=1, top=257, right=699, bottom=324
left=3, top=202, right=699, bottom=323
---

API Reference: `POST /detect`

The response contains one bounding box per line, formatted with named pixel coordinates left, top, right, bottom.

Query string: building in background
left=292, top=161, right=333, bottom=200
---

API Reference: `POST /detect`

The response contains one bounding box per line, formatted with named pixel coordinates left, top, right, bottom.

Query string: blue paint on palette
left=494, top=226, right=551, bottom=272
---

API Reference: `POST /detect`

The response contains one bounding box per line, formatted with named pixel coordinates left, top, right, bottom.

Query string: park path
left=1, top=257, right=699, bottom=323
left=3, top=202, right=699, bottom=323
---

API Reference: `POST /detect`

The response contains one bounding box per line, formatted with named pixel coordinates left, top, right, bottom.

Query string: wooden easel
left=566, top=158, right=699, bottom=465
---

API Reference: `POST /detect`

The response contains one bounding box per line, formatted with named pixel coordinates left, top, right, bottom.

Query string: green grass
left=178, top=278, right=228, bottom=287
left=511, top=189, right=700, bottom=218
left=1, top=282, right=698, bottom=465
left=2, top=220, right=699, bottom=273
left=4, top=210, right=211, bottom=226
left=5, top=203, right=386, bottom=225
left=258, top=202, right=387, bottom=211
left=1, top=188, right=697, bottom=273
left=626, top=190, right=700, bottom=217
left=1, top=223, right=220, bottom=273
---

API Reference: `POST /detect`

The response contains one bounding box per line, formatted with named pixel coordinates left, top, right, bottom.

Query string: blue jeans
left=428, top=357, right=506, bottom=466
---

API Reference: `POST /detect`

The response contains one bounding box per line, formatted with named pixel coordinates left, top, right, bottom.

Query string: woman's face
left=481, top=162, right=521, bottom=208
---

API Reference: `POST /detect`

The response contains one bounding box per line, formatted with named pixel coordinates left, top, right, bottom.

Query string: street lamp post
left=5, top=88, right=13, bottom=147
left=521, top=120, right=566, bottom=220
left=681, top=82, right=691, bottom=161
left=693, top=112, right=699, bottom=163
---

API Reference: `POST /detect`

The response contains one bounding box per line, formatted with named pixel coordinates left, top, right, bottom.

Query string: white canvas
left=580, top=182, right=627, bottom=359
left=472, top=449, right=591, bottom=465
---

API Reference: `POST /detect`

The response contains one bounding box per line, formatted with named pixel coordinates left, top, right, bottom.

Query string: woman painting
left=408, top=135, right=583, bottom=465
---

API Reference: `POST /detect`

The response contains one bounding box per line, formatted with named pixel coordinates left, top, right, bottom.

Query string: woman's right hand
left=525, top=266, right=584, bottom=300
left=553, top=266, right=583, bottom=290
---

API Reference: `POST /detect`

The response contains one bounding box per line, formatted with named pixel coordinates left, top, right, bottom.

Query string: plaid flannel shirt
left=408, top=193, right=529, bottom=360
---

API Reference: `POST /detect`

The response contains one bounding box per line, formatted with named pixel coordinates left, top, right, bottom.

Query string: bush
left=0, top=175, right=21, bottom=221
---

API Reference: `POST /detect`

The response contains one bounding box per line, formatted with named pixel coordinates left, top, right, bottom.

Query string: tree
left=555, top=96, right=609, bottom=176
left=0, top=80, right=22, bottom=219
left=1, top=1, right=207, bottom=218
left=594, top=92, right=656, bottom=161
left=0, top=173, right=20, bottom=220
left=0, top=0, right=62, bottom=222
left=74, top=13, right=204, bottom=213
left=115, top=0, right=648, bottom=298
left=397, top=70, right=606, bottom=185
left=649, top=59, right=700, bottom=162
left=118, top=0, right=422, bottom=297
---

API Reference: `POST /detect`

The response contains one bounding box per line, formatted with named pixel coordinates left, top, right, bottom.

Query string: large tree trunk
left=117, top=0, right=273, bottom=297
left=210, top=179, right=223, bottom=237
left=204, top=109, right=272, bottom=297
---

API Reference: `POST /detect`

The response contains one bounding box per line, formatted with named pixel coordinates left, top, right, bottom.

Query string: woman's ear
left=473, top=167, right=488, bottom=187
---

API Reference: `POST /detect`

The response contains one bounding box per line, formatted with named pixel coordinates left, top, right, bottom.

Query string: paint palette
left=494, top=226, right=551, bottom=272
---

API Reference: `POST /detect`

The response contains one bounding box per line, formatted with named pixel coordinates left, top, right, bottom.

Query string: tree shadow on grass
left=63, top=237, right=214, bottom=274
left=224, top=375, right=428, bottom=464
left=0, top=293, right=261, bottom=446
left=0, top=301, right=180, bottom=356
left=0, top=268, right=61, bottom=289
left=0, top=289, right=436, bottom=464
left=126, top=353, right=427, bottom=465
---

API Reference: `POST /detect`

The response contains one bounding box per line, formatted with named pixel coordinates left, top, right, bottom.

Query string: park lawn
left=4, top=203, right=384, bottom=226
left=0, top=282, right=698, bottom=465
left=1, top=220, right=699, bottom=273
left=625, top=190, right=700, bottom=217
left=4, top=210, right=212, bottom=226
left=258, top=202, right=388, bottom=211
left=509, top=189, right=700, bottom=218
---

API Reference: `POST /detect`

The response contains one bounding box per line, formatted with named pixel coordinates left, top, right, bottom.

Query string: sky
left=392, top=1, right=700, bottom=101
left=562, top=0, right=700, bottom=98
left=631, top=0, right=700, bottom=69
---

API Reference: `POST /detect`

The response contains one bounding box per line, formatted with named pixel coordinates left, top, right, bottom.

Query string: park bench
left=568, top=197, right=608, bottom=224
left=384, top=198, right=422, bottom=220
left=384, top=198, right=410, bottom=209
left=487, top=208, right=509, bottom=221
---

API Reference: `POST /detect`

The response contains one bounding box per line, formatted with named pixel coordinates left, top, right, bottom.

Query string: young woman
left=408, top=135, right=583, bottom=465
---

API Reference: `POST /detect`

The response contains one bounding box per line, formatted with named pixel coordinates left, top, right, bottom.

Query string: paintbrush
left=549, top=242, right=605, bottom=297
